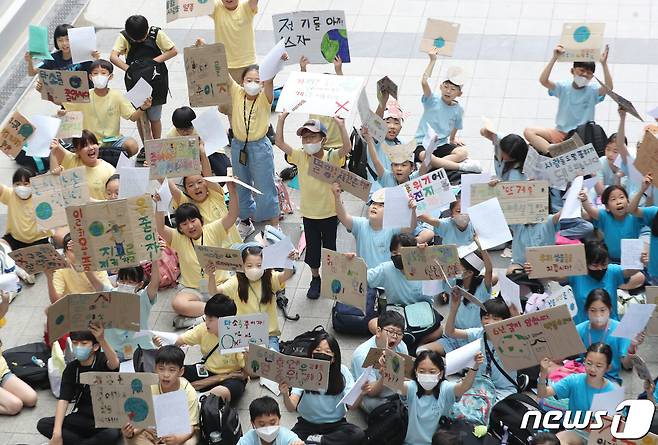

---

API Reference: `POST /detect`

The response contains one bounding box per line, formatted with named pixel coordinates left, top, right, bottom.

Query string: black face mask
left=391, top=254, right=404, bottom=270
left=588, top=268, right=607, bottom=281
left=311, top=353, right=332, bottom=362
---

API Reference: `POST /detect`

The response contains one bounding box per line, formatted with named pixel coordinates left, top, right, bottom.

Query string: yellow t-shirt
left=179, top=323, right=244, bottom=375
left=228, top=76, right=271, bottom=142
left=52, top=267, right=111, bottom=296
left=287, top=148, right=344, bottom=219
left=61, top=151, right=116, bottom=200
left=169, top=220, right=231, bottom=289
left=0, top=343, right=9, bottom=379
left=312, top=115, right=342, bottom=149
left=212, top=1, right=257, bottom=69
left=151, top=378, right=199, bottom=427
left=112, top=30, right=175, bottom=55
left=166, top=127, right=199, bottom=138
left=218, top=272, right=284, bottom=336
left=173, top=188, right=241, bottom=245
left=63, top=89, right=135, bottom=140
left=0, top=187, right=50, bottom=243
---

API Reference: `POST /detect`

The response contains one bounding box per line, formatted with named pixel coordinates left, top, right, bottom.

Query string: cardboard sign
left=56, top=111, right=83, bottom=139
left=145, top=136, right=201, bottom=180
left=308, top=156, right=371, bottom=201
left=635, top=131, right=658, bottom=186
left=644, top=287, right=658, bottom=336
left=484, top=305, right=586, bottom=370
left=219, top=313, right=268, bottom=354
left=399, top=245, right=461, bottom=281
left=526, top=244, right=587, bottom=279
left=548, top=133, right=584, bottom=157
left=381, top=349, right=406, bottom=392
left=420, top=18, right=460, bottom=56
left=38, top=69, right=90, bottom=103
left=558, top=23, right=605, bottom=62
left=470, top=180, right=549, bottom=225
left=0, top=112, right=35, bottom=158
left=544, top=284, right=578, bottom=317
left=320, top=248, right=367, bottom=311
left=377, top=76, right=398, bottom=101
left=357, top=91, right=387, bottom=142
left=400, top=169, right=455, bottom=215
left=247, top=344, right=330, bottom=391
left=275, top=71, right=364, bottom=119
left=183, top=43, right=231, bottom=108
left=80, top=372, right=159, bottom=428
left=273, top=10, right=350, bottom=64
left=66, top=196, right=161, bottom=272
left=632, top=355, right=653, bottom=381
left=523, top=143, right=599, bottom=189
left=166, top=0, right=214, bottom=22
left=596, top=78, right=643, bottom=122
left=9, top=244, right=67, bottom=275
left=194, top=246, right=244, bottom=273
left=47, top=291, right=142, bottom=343
left=362, top=347, right=414, bottom=378
left=31, top=167, right=89, bottom=230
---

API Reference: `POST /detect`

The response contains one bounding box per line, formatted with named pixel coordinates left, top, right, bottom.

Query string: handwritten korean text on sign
left=308, top=156, right=371, bottom=201
left=399, top=245, right=461, bottom=281
left=218, top=313, right=268, bottom=354
left=38, top=69, right=90, bottom=103
left=526, top=244, right=587, bottom=279
left=0, top=112, right=34, bottom=158
left=470, top=180, right=549, bottom=225
left=183, top=43, right=231, bottom=108
left=145, top=136, right=202, bottom=180
left=400, top=169, right=455, bottom=215
left=31, top=167, right=89, bottom=230
left=247, top=344, right=330, bottom=391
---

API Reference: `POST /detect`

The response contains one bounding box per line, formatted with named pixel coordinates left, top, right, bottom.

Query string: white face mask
left=244, top=267, right=264, bottom=282
left=303, top=142, right=323, bottom=155
left=91, top=74, right=109, bottom=89
left=244, top=81, right=262, bottom=96
left=573, top=75, right=590, bottom=88
left=14, top=185, right=32, bottom=200
left=591, top=315, right=609, bottom=326
left=453, top=214, right=469, bottom=228
left=255, top=425, right=280, bottom=443
left=116, top=283, right=137, bottom=294
left=417, top=373, right=440, bottom=391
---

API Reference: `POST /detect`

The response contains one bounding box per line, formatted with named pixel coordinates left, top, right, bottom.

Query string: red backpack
left=143, top=245, right=180, bottom=289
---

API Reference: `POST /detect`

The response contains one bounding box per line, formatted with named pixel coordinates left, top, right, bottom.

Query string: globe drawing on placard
left=124, top=397, right=149, bottom=422
left=35, top=202, right=52, bottom=220
left=433, top=37, right=446, bottom=48
left=573, top=26, right=591, bottom=43
left=321, top=29, right=351, bottom=63
left=331, top=279, right=342, bottom=294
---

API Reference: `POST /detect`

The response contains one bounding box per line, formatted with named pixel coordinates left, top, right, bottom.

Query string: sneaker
left=279, top=165, right=298, bottom=181
left=15, top=267, right=35, bottom=285
left=172, top=315, right=203, bottom=330
left=238, top=219, right=255, bottom=239
left=306, top=276, right=321, bottom=299
left=306, top=435, right=323, bottom=445
left=517, top=373, right=531, bottom=392
left=458, top=159, right=482, bottom=173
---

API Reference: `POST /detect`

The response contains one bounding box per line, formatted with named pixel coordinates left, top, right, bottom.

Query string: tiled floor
left=2, top=0, right=658, bottom=443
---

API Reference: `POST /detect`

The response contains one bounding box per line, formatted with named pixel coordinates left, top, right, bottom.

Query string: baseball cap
left=371, top=188, right=385, bottom=204
left=296, top=119, right=328, bottom=136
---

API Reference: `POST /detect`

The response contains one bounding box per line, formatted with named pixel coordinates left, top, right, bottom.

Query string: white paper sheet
left=148, top=330, right=179, bottom=346
left=383, top=186, right=412, bottom=229
left=262, top=236, right=295, bottom=270
left=621, top=239, right=645, bottom=270
left=118, top=167, right=150, bottom=199
left=589, top=385, right=625, bottom=415
left=498, top=274, right=522, bottom=312
left=467, top=198, right=513, bottom=250
left=260, top=377, right=281, bottom=396
left=336, top=366, right=372, bottom=408
left=124, top=78, right=153, bottom=108
left=192, top=109, right=230, bottom=155
left=422, top=280, right=443, bottom=296
left=116, top=152, right=134, bottom=169
left=26, top=115, right=61, bottom=158
left=205, top=176, right=262, bottom=195
left=0, top=273, right=19, bottom=292
left=259, top=39, right=286, bottom=81
left=460, top=173, right=492, bottom=213
left=445, top=339, right=481, bottom=375
left=611, top=303, right=656, bottom=340
left=156, top=180, right=173, bottom=213
left=67, top=26, right=96, bottom=64
left=648, top=106, right=658, bottom=120
left=154, top=390, right=192, bottom=437
left=119, top=360, right=135, bottom=373
left=560, top=176, right=584, bottom=221
left=422, top=124, right=439, bottom=170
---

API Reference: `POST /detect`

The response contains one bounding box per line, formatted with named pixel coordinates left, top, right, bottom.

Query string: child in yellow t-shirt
left=274, top=114, right=351, bottom=299
left=209, top=243, right=296, bottom=351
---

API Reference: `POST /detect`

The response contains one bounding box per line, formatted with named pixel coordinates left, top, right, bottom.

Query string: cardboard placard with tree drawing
left=9, top=244, right=67, bottom=274
left=247, top=344, right=330, bottom=391
left=381, top=349, right=406, bottom=392
left=320, top=248, right=367, bottom=311
left=183, top=43, right=231, bottom=108
left=362, top=347, right=414, bottom=378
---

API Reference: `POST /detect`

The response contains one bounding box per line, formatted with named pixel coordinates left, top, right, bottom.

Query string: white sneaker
left=306, top=435, right=323, bottom=445
left=459, top=159, right=482, bottom=173
left=172, top=315, right=203, bottom=330
left=15, top=266, right=35, bottom=284
left=238, top=220, right=256, bottom=239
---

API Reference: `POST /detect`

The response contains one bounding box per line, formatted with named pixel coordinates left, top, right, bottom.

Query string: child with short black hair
left=37, top=325, right=121, bottom=445
left=238, top=396, right=304, bottom=445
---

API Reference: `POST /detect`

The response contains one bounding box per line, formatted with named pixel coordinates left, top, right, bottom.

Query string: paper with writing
left=611, top=303, right=656, bottom=340
left=399, top=245, right=461, bottom=281
left=467, top=198, right=512, bottom=250
left=125, top=78, right=153, bottom=108
left=154, top=390, right=191, bottom=437
left=145, top=136, right=201, bottom=180
left=259, top=39, right=287, bottom=81
left=362, top=347, right=414, bottom=378
left=548, top=133, right=584, bottom=157
left=377, top=76, right=398, bottom=102
left=9, top=244, right=67, bottom=274
left=218, top=313, right=268, bottom=354
left=596, top=77, right=643, bottom=121
left=470, top=180, right=549, bottom=224
left=31, top=167, right=89, bottom=230
left=523, top=144, right=599, bottom=189
left=357, top=91, right=387, bottom=142
left=399, top=169, right=454, bottom=215
left=0, top=112, right=35, bottom=158
left=247, top=344, right=330, bottom=391
left=38, top=69, right=90, bottom=104
left=183, top=43, right=231, bottom=108
left=526, top=244, right=587, bottom=279
left=166, top=0, right=215, bottom=22
left=558, top=23, right=605, bottom=62
left=320, top=248, right=367, bottom=311
left=381, top=349, right=406, bottom=392
left=445, top=339, right=480, bottom=375
left=194, top=246, right=244, bottom=273
left=632, top=355, right=653, bottom=381
left=621, top=239, right=645, bottom=270
left=307, top=156, right=371, bottom=201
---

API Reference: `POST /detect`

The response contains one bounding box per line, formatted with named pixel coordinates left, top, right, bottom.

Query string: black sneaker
left=280, top=165, right=298, bottom=181
left=517, top=373, right=531, bottom=391
left=306, top=276, right=321, bottom=299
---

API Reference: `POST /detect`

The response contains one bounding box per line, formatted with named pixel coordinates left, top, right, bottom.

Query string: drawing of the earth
left=35, top=202, right=52, bottom=220
left=321, top=29, right=350, bottom=63
left=331, top=279, right=342, bottom=294
left=124, top=397, right=149, bottom=422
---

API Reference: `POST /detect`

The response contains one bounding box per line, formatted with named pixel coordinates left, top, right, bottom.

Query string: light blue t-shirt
left=643, top=207, right=658, bottom=279
left=351, top=216, right=399, bottom=269
left=415, top=93, right=463, bottom=145
left=367, top=261, right=429, bottom=306
left=576, top=320, right=630, bottom=383
left=593, top=210, right=647, bottom=261
left=104, top=288, right=156, bottom=360
left=237, top=427, right=300, bottom=445
left=433, top=218, right=474, bottom=246
left=465, top=327, right=517, bottom=401
left=379, top=170, right=419, bottom=189
left=596, top=157, right=625, bottom=188
left=292, top=365, right=354, bottom=424
left=510, top=216, right=558, bottom=265
left=351, top=335, right=409, bottom=400
left=569, top=264, right=625, bottom=324
left=455, top=281, right=490, bottom=329
left=552, top=373, right=617, bottom=412
left=548, top=80, right=604, bottom=132
left=403, top=380, right=458, bottom=445
left=368, top=139, right=397, bottom=193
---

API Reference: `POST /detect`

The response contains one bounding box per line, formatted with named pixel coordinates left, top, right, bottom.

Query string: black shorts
left=2, top=233, right=49, bottom=251
left=183, top=366, right=246, bottom=400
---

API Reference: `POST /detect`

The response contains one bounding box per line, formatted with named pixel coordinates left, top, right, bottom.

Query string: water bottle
left=209, top=431, right=222, bottom=444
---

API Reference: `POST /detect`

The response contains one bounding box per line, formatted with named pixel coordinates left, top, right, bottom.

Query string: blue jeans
left=230, top=136, right=279, bottom=222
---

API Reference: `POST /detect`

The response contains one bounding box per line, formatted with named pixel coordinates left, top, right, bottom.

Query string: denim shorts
left=145, top=104, right=163, bottom=121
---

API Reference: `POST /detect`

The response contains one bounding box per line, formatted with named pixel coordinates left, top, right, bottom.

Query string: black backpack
left=486, top=393, right=549, bottom=445
left=199, top=393, right=243, bottom=445
left=3, top=342, right=51, bottom=389
left=566, top=121, right=607, bottom=157
left=348, top=128, right=377, bottom=180
left=279, top=325, right=326, bottom=357
left=121, top=26, right=169, bottom=106
left=366, top=396, right=408, bottom=445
